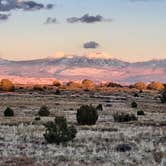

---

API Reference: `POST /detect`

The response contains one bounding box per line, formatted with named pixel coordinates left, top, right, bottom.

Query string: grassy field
left=0, top=89, right=165, bottom=166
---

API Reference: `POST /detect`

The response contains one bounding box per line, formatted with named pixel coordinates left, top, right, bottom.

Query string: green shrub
left=55, top=89, right=61, bottom=95
left=160, top=90, right=166, bottom=103
left=34, top=116, right=41, bottom=121
left=38, top=105, right=50, bottom=116
left=137, top=110, right=145, bottom=116
left=113, top=112, right=137, bottom=122
left=4, top=107, right=14, bottom=117
left=43, top=116, right=77, bottom=144
left=133, top=93, right=139, bottom=97
left=76, top=105, right=98, bottom=125
left=96, top=104, right=103, bottom=111
left=116, top=143, right=132, bottom=152
left=131, top=101, right=137, bottom=108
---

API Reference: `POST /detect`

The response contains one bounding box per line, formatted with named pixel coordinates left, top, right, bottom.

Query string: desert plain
left=0, top=86, right=165, bottom=166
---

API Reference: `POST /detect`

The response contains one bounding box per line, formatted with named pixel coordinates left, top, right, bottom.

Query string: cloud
left=44, top=17, right=57, bottom=24
left=18, top=1, right=44, bottom=11
left=83, top=41, right=100, bottom=49
left=67, top=14, right=112, bottom=23
left=46, top=4, right=54, bottom=10
left=0, top=13, right=10, bottom=21
left=0, top=0, right=54, bottom=12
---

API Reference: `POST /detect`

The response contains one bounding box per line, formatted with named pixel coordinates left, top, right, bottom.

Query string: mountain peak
left=48, top=52, right=112, bottom=60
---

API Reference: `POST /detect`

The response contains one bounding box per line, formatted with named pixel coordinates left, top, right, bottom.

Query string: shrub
left=53, top=80, right=61, bottom=87
left=38, top=105, right=50, bottom=116
left=107, top=82, right=123, bottom=88
left=134, top=82, right=147, bottom=90
left=147, top=82, right=165, bottom=90
left=76, top=105, right=98, bottom=125
left=55, top=89, right=61, bottom=95
left=133, top=93, right=139, bottom=97
left=4, top=107, right=14, bottom=117
left=66, top=81, right=82, bottom=89
left=113, top=112, right=137, bottom=122
left=116, top=144, right=132, bottom=152
left=131, top=101, right=137, bottom=108
left=137, top=110, right=145, bottom=116
left=160, top=90, right=166, bottom=103
left=34, top=116, right=41, bottom=121
left=33, top=85, right=44, bottom=91
left=96, top=104, right=103, bottom=111
left=43, top=116, right=77, bottom=144
left=82, top=79, right=95, bottom=90
left=0, top=79, right=15, bottom=91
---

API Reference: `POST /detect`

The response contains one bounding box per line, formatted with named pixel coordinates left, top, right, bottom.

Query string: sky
left=0, top=0, right=166, bottom=62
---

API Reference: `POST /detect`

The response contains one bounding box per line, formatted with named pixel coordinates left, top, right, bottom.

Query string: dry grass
left=0, top=89, right=165, bottom=166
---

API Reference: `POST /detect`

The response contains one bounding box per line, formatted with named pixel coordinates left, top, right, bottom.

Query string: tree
left=44, top=116, right=77, bottom=144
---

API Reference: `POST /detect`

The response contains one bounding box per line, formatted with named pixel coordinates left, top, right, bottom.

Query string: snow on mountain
left=0, top=53, right=166, bottom=84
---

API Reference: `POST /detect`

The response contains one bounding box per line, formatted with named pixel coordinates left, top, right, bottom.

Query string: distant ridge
left=0, top=54, right=166, bottom=84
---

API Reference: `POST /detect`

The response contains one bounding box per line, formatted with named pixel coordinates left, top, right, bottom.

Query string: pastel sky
left=0, top=0, right=166, bottom=62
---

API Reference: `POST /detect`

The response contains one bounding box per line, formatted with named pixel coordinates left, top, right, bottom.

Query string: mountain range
left=0, top=53, right=166, bottom=84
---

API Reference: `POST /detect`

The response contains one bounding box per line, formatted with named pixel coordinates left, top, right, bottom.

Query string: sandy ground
left=0, top=90, right=165, bottom=166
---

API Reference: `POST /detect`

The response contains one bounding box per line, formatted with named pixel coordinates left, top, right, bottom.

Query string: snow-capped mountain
left=0, top=54, right=166, bottom=84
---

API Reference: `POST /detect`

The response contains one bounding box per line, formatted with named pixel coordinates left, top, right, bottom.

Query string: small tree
left=4, top=107, right=14, bottom=117
left=38, top=105, right=50, bottom=116
left=43, top=116, right=77, bottom=144
left=76, top=105, right=98, bottom=125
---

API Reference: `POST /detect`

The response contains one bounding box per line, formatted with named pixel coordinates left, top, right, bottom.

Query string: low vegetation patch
left=33, top=85, right=44, bottom=91
left=55, top=89, right=61, bottom=95
left=113, top=112, right=138, bottom=122
left=38, top=105, right=50, bottom=116
left=96, top=104, right=103, bottom=111
left=131, top=101, right=138, bottom=108
left=137, top=110, right=145, bottom=116
left=160, top=90, right=166, bottom=103
left=116, top=143, right=132, bottom=152
left=4, top=107, right=14, bottom=117
left=44, top=116, right=77, bottom=144
left=76, top=105, right=98, bottom=125
left=34, top=116, right=41, bottom=121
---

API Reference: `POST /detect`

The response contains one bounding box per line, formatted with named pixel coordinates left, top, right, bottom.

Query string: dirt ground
left=0, top=89, right=165, bottom=166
